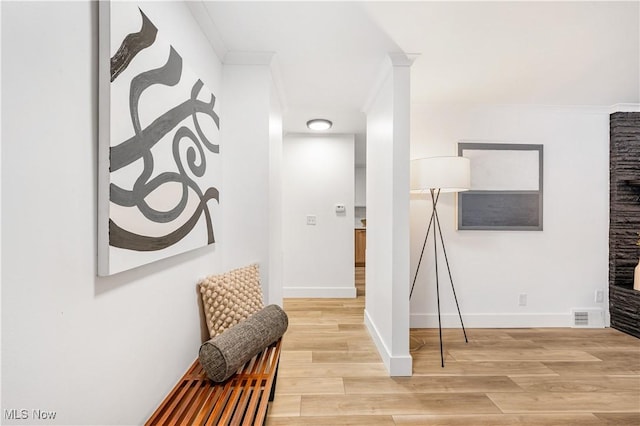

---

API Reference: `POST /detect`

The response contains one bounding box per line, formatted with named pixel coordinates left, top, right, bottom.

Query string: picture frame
left=457, top=142, right=543, bottom=231
left=98, top=2, right=221, bottom=275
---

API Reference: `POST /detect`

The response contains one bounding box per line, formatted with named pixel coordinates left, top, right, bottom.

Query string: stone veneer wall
left=609, top=111, right=640, bottom=338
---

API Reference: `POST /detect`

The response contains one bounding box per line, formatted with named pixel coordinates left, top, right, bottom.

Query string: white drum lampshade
left=411, top=156, right=471, bottom=193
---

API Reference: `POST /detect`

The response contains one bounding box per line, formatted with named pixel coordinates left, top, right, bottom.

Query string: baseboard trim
left=410, top=312, right=583, bottom=328
left=282, top=286, right=356, bottom=298
left=364, top=309, right=412, bottom=377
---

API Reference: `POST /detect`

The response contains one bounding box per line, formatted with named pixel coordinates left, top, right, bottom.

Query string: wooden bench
left=145, top=339, right=282, bottom=426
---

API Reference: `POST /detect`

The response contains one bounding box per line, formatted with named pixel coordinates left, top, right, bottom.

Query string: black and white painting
left=457, top=143, right=543, bottom=231
left=98, top=3, right=220, bottom=275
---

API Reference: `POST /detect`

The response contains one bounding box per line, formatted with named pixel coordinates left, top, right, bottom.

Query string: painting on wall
left=98, top=2, right=221, bottom=275
left=457, top=143, right=543, bottom=231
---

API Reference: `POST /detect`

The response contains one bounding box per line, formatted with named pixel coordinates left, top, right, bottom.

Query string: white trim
left=410, top=312, right=580, bottom=328
left=186, top=1, right=228, bottom=61
left=610, top=103, right=640, bottom=113
left=223, top=51, right=275, bottom=66
left=361, top=57, right=392, bottom=114
left=411, top=102, right=640, bottom=115
left=362, top=53, right=418, bottom=113
left=269, top=56, right=288, bottom=113
left=388, top=52, right=420, bottom=67
left=365, top=310, right=413, bottom=377
left=282, top=286, right=356, bottom=299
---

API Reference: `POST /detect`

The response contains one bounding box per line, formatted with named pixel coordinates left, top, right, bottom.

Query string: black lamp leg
left=433, top=199, right=469, bottom=344
left=410, top=191, right=439, bottom=299
left=411, top=188, right=467, bottom=368
left=430, top=189, right=445, bottom=368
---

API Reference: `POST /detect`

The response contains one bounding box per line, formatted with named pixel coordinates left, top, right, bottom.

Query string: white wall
left=282, top=134, right=355, bottom=298
left=355, top=167, right=366, bottom=228
left=355, top=166, right=366, bottom=206
left=1, top=2, right=277, bottom=424
left=409, top=103, right=613, bottom=328
left=220, top=58, right=281, bottom=304
left=364, top=55, right=413, bottom=376
left=269, top=82, right=284, bottom=306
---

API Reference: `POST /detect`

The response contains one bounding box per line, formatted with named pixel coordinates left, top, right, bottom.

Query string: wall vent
left=571, top=308, right=605, bottom=328
left=574, top=311, right=589, bottom=326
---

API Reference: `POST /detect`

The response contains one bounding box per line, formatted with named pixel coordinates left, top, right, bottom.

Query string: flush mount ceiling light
left=306, top=119, right=332, bottom=131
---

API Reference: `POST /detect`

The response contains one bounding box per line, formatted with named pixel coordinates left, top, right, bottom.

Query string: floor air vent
left=571, top=309, right=605, bottom=328
left=574, top=311, right=589, bottom=326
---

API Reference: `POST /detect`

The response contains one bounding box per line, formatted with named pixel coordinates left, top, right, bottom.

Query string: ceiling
left=195, top=1, right=639, bottom=144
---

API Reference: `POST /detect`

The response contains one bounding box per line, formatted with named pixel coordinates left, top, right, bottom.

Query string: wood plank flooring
left=267, top=267, right=640, bottom=425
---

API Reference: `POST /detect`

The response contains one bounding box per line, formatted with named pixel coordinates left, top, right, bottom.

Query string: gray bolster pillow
left=199, top=304, right=288, bottom=382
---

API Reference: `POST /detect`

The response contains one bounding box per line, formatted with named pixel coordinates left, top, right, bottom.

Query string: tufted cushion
left=199, top=264, right=264, bottom=339
left=199, top=304, right=288, bottom=382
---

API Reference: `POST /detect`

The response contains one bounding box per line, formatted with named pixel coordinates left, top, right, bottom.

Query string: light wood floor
left=266, top=267, right=640, bottom=425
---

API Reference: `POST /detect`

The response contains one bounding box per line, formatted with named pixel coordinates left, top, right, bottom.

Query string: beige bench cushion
left=199, top=264, right=264, bottom=338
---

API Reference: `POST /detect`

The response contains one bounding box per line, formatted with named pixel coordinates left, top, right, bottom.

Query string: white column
left=363, top=53, right=416, bottom=376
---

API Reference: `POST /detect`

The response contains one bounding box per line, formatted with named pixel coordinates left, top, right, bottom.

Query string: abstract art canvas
left=98, top=2, right=220, bottom=275
left=457, top=143, right=543, bottom=231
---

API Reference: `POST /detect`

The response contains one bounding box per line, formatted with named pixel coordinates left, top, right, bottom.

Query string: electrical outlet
left=306, top=215, right=317, bottom=226
left=595, top=289, right=604, bottom=303
left=518, top=293, right=527, bottom=306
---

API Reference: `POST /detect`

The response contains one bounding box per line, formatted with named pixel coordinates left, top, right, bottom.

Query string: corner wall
left=281, top=134, right=355, bottom=298
left=269, top=82, right=285, bottom=306
left=220, top=57, right=282, bottom=304
left=410, top=103, right=615, bottom=328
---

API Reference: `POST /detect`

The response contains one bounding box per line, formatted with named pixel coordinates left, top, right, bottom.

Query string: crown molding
left=186, top=1, right=228, bottom=61
left=610, top=103, right=640, bottom=113
left=362, top=52, right=420, bottom=113
left=222, top=51, right=288, bottom=112
left=223, top=51, right=275, bottom=66
left=388, top=52, right=420, bottom=67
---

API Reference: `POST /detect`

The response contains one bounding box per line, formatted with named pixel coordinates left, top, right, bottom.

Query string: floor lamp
left=410, top=156, right=470, bottom=367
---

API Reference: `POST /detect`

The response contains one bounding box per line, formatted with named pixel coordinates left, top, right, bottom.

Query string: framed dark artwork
left=98, top=2, right=220, bottom=275
left=457, top=143, right=543, bottom=231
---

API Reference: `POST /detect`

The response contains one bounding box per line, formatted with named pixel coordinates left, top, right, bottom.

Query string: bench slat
left=237, top=359, right=263, bottom=425
left=181, top=385, right=216, bottom=424
left=146, top=339, right=281, bottom=426
left=245, top=343, right=280, bottom=426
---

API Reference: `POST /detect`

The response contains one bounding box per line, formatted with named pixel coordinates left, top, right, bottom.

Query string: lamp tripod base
left=410, top=188, right=468, bottom=367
